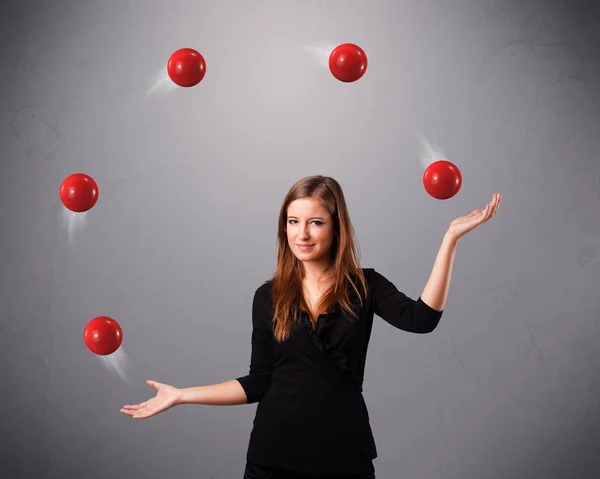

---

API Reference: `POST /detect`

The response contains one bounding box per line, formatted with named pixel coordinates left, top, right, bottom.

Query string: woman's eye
left=288, top=220, right=322, bottom=225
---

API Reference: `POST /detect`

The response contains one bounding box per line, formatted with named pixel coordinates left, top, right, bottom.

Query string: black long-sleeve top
left=236, top=268, right=444, bottom=475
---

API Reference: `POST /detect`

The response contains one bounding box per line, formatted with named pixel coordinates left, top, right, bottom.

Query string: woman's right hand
left=120, top=380, right=183, bottom=419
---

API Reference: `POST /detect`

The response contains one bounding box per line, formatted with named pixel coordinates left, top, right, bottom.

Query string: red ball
left=84, top=316, right=123, bottom=356
left=423, top=160, right=462, bottom=200
left=329, top=43, right=368, bottom=83
left=167, top=48, right=206, bottom=87
left=60, top=173, right=99, bottom=212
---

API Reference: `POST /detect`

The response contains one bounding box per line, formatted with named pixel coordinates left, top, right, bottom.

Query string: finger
left=493, top=194, right=502, bottom=215
left=482, top=194, right=500, bottom=221
left=482, top=203, right=492, bottom=222
left=488, top=196, right=499, bottom=217
left=147, top=380, right=160, bottom=389
left=122, top=402, right=145, bottom=410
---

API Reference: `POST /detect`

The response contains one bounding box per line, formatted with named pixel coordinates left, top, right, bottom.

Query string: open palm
left=120, top=380, right=182, bottom=419
left=447, top=193, right=502, bottom=240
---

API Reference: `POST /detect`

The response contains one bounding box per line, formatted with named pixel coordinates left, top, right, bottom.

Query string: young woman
left=121, top=175, right=502, bottom=478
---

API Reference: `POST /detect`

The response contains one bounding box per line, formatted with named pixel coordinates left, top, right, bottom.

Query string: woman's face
left=285, top=197, right=335, bottom=265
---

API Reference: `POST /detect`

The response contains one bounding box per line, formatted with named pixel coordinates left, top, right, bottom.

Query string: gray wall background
left=2, top=1, right=600, bottom=478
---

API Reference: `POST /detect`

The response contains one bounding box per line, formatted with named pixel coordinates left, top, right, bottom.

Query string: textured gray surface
left=1, top=0, right=600, bottom=477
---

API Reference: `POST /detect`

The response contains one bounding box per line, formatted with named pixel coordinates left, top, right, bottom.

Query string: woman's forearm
left=178, top=379, right=248, bottom=406
left=420, top=232, right=458, bottom=312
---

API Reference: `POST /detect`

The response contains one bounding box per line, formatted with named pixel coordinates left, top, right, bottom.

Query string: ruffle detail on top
left=297, top=296, right=364, bottom=391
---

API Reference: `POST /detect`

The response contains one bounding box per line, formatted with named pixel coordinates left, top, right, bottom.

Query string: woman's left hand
left=446, top=193, right=502, bottom=241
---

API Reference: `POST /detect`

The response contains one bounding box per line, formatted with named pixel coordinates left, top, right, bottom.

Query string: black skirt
left=243, top=462, right=376, bottom=479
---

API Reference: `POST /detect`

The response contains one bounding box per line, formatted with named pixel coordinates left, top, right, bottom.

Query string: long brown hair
left=270, top=175, right=368, bottom=343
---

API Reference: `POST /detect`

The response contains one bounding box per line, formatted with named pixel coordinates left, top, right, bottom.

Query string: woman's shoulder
left=359, top=267, right=387, bottom=287
left=360, top=267, right=376, bottom=280
left=255, top=278, right=274, bottom=297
